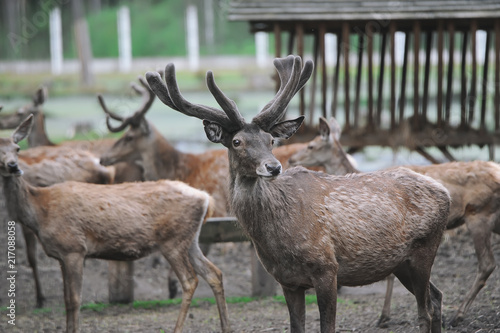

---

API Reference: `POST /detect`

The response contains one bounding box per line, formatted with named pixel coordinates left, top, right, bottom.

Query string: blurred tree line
left=0, top=0, right=255, bottom=60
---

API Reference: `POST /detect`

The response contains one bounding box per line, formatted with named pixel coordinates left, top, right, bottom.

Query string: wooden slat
left=480, top=30, right=491, bottom=131
left=296, top=23, right=305, bottom=116
left=460, top=31, right=468, bottom=127
left=422, top=31, right=432, bottom=121
left=331, top=32, right=341, bottom=118
left=354, top=33, right=364, bottom=128
left=376, top=31, right=387, bottom=127
left=308, top=31, right=319, bottom=123
left=390, top=22, right=396, bottom=129
left=398, top=31, right=409, bottom=123
left=320, top=23, right=327, bottom=118
left=199, top=217, right=248, bottom=243
left=445, top=22, right=455, bottom=124
left=495, top=20, right=500, bottom=131
left=343, top=22, right=351, bottom=130
left=437, top=20, right=444, bottom=126
left=468, top=20, right=477, bottom=124
left=367, top=23, right=374, bottom=129
left=413, top=21, right=420, bottom=127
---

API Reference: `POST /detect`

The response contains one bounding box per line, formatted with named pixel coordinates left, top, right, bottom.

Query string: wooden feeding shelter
left=228, top=0, right=500, bottom=162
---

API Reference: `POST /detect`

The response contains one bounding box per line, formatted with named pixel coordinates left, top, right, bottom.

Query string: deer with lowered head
left=289, top=116, right=500, bottom=327
left=0, top=115, right=231, bottom=333
left=146, top=55, right=451, bottom=333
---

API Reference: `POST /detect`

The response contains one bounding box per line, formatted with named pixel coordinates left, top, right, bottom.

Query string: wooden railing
left=108, top=217, right=277, bottom=304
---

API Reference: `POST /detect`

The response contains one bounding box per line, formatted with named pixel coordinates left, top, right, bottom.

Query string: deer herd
left=0, top=55, right=498, bottom=333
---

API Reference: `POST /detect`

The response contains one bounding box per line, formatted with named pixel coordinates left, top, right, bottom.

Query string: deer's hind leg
left=394, top=250, right=442, bottom=333
left=160, top=244, right=198, bottom=333
left=188, top=240, right=231, bottom=332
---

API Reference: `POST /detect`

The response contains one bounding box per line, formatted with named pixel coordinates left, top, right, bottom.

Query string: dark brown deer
left=146, top=55, right=451, bottom=333
left=0, top=115, right=231, bottom=333
left=289, top=116, right=500, bottom=327
left=99, top=76, right=316, bottom=217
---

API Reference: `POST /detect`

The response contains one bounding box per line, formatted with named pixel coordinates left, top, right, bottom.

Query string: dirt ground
left=0, top=223, right=499, bottom=333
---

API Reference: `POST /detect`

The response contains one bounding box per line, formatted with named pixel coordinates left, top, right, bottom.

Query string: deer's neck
left=28, top=113, right=54, bottom=147
left=3, top=175, right=41, bottom=233
left=325, top=148, right=360, bottom=176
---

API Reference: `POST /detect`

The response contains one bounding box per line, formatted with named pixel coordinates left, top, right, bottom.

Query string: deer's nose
left=266, top=163, right=281, bottom=176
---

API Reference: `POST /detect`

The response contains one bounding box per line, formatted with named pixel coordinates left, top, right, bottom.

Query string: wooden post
left=460, top=31, right=468, bottom=127
left=480, top=31, right=491, bottom=131
left=422, top=31, right=432, bottom=121
left=376, top=31, right=387, bottom=127
left=117, top=6, right=132, bottom=73
left=108, top=261, right=134, bottom=303
left=49, top=7, right=63, bottom=75
left=251, top=246, right=277, bottom=297
left=495, top=20, right=500, bottom=131
left=186, top=5, right=199, bottom=71
left=468, top=20, right=478, bottom=124
left=399, top=32, right=409, bottom=123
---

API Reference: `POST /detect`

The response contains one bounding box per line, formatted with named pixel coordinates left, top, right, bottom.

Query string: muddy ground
left=0, top=223, right=499, bottom=332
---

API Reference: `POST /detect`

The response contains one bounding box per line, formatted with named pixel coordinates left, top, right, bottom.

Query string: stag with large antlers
left=146, top=55, right=451, bottom=333
left=289, top=116, right=500, bottom=327
left=0, top=115, right=231, bottom=333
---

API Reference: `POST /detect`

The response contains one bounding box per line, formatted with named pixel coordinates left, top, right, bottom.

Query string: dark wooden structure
left=229, top=0, right=500, bottom=162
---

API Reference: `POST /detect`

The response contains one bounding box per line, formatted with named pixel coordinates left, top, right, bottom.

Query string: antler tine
left=106, top=114, right=131, bottom=133
left=253, top=56, right=313, bottom=130
left=146, top=64, right=241, bottom=132
left=206, top=71, right=245, bottom=128
left=97, top=94, right=124, bottom=121
left=132, top=76, right=155, bottom=121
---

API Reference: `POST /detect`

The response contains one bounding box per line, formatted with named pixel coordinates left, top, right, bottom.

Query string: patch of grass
left=80, top=302, right=111, bottom=312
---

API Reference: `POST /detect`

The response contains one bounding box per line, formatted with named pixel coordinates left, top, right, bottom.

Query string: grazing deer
left=0, top=115, right=231, bottom=333
left=146, top=55, right=451, bottom=333
left=289, top=116, right=500, bottom=327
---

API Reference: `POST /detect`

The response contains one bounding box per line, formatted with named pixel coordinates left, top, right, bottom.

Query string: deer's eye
left=232, top=139, right=241, bottom=147
left=16, top=147, right=20, bottom=152
left=124, top=135, right=134, bottom=142
left=308, top=145, right=314, bottom=150
left=271, top=139, right=275, bottom=146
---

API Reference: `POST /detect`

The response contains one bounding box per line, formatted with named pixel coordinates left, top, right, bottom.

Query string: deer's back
left=35, top=180, right=210, bottom=260
left=405, top=161, right=500, bottom=229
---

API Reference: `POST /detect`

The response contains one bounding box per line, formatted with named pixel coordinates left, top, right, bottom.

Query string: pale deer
left=0, top=105, right=116, bottom=308
left=0, top=115, right=231, bottom=333
left=289, top=116, right=500, bottom=327
left=146, top=55, right=451, bottom=333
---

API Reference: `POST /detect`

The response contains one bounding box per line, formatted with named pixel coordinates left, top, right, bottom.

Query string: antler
left=98, top=76, right=155, bottom=133
left=146, top=64, right=242, bottom=132
left=145, top=55, right=312, bottom=133
left=252, top=55, right=313, bottom=131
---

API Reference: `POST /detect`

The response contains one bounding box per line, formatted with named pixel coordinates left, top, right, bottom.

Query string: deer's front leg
left=60, top=253, right=84, bottom=333
left=314, top=273, right=338, bottom=333
left=282, top=286, right=306, bottom=333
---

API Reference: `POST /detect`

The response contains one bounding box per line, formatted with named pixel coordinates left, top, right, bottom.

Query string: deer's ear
left=33, top=87, right=46, bottom=106
left=203, top=120, right=229, bottom=145
left=319, top=117, right=331, bottom=141
left=268, top=116, right=304, bottom=140
left=12, top=114, right=33, bottom=143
